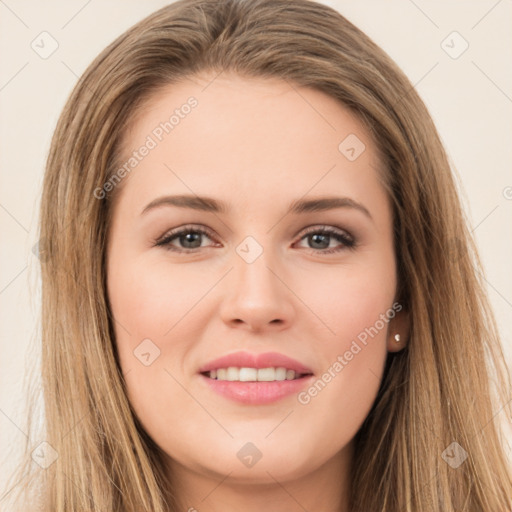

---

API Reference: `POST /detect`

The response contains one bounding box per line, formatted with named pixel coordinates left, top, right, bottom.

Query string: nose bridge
left=233, top=237, right=282, bottom=300
left=220, top=235, right=295, bottom=330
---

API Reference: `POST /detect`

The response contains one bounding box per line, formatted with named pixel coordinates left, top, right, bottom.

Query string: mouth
left=197, top=351, right=315, bottom=404
left=198, top=370, right=315, bottom=405
left=200, top=367, right=313, bottom=382
left=198, top=350, right=314, bottom=378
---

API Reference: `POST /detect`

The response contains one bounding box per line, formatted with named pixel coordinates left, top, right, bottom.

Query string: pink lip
left=197, top=351, right=314, bottom=405
left=199, top=374, right=315, bottom=405
left=198, top=351, right=313, bottom=375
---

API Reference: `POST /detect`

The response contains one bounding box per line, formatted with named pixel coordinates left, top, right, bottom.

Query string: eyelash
left=154, top=224, right=356, bottom=255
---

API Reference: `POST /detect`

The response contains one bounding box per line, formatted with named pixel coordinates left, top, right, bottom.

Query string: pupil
left=311, top=233, right=329, bottom=249
left=182, top=232, right=201, bottom=248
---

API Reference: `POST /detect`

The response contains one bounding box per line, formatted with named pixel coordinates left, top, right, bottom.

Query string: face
left=106, top=73, right=406, bottom=488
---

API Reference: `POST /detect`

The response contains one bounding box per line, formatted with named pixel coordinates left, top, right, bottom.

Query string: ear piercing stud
left=394, top=333, right=401, bottom=344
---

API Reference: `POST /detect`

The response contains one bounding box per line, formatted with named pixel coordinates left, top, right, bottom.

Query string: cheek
left=107, top=257, right=217, bottom=413
left=292, top=257, right=395, bottom=436
left=108, top=257, right=213, bottom=347
left=304, top=253, right=396, bottom=349
left=107, top=258, right=202, bottom=437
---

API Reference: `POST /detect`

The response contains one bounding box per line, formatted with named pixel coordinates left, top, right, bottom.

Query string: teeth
left=207, top=366, right=303, bottom=381
left=275, top=367, right=287, bottom=380
left=226, top=367, right=239, bottom=381
left=239, top=367, right=258, bottom=381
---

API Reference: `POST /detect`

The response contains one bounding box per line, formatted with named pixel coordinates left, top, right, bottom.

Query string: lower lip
left=199, top=373, right=314, bottom=405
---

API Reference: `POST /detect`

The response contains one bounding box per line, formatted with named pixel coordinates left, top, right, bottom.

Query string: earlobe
left=387, top=309, right=410, bottom=352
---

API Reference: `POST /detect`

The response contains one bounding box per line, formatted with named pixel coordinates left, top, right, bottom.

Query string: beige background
left=1, top=0, right=511, bottom=501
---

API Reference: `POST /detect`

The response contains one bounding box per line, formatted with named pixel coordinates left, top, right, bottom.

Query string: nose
left=219, top=249, right=296, bottom=333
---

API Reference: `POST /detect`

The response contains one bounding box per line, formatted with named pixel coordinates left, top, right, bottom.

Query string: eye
left=154, top=224, right=356, bottom=254
left=155, top=224, right=218, bottom=252
left=294, top=225, right=355, bottom=254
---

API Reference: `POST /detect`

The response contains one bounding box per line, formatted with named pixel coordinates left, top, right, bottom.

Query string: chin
left=204, top=455, right=310, bottom=484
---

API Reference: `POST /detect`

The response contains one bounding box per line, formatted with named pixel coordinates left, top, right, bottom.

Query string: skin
left=106, top=72, right=409, bottom=512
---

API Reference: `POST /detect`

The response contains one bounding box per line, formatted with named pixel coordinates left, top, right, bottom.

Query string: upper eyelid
left=159, top=224, right=216, bottom=241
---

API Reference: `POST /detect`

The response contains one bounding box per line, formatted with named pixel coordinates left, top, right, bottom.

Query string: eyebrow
left=141, top=194, right=373, bottom=221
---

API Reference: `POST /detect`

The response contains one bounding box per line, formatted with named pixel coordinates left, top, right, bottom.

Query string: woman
left=10, top=0, right=512, bottom=510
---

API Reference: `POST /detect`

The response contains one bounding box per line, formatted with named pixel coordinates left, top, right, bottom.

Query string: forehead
left=115, top=73, right=387, bottom=219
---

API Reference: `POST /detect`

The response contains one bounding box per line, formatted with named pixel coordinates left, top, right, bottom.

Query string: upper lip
left=198, top=351, right=314, bottom=375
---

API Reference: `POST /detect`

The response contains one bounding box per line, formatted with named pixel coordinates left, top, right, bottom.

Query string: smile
left=202, top=366, right=311, bottom=382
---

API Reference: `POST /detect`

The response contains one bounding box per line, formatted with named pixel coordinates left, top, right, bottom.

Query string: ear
left=387, top=308, right=410, bottom=353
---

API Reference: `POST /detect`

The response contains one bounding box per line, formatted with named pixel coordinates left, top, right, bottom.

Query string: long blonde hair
left=7, top=0, right=511, bottom=510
